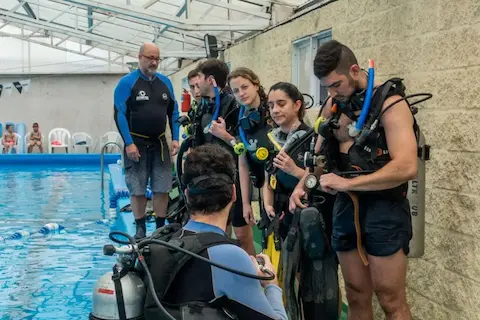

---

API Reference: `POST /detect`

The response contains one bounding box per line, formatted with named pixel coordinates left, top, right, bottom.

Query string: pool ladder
left=100, top=141, right=123, bottom=190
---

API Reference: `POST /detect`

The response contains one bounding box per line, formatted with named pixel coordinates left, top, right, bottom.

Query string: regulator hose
left=108, top=230, right=275, bottom=320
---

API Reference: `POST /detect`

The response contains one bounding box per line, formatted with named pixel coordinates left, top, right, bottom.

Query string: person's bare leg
left=234, top=225, right=256, bottom=255
left=153, top=192, right=169, bottom=229
left=226, top=224, right=232, bottom=237
left=131, top=195, right=147, bottom=239
left=337, top=250, right=374, bottom=320
left=370, top=250, right=411, bottom=320
left=38, top=143, right=43, bottom=153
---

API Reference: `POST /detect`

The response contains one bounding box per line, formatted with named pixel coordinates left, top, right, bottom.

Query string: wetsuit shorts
left=227, top=170, right=247, bottom=228
left=124, top=140, right=172, bottom=196
left=331, top=192, right=412, bottom=257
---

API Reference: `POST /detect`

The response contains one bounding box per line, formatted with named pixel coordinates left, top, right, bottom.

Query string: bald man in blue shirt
left=114, top=42, right=180, bottom=239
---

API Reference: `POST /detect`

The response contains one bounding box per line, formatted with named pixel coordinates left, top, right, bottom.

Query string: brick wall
left=170, top=0, right=480, bottom=318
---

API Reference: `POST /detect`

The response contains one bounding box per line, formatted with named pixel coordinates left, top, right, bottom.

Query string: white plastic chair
left=48, top=128, right=71, bottom=153
left=99, top=131, right=123, bottom=153
left=1, top=133, right=21, bottom=154
left=72, top=132, right=94, bottom=153
left=25, top=131, right=45, bottom=153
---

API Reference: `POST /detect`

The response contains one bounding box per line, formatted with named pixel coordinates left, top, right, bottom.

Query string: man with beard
left=289, top=40, right=417, bottom=320
left=114, top=42, right=180, bottom=240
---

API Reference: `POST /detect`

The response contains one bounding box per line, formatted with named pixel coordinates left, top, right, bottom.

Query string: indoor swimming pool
left=0, top=158, right=119, bottom=319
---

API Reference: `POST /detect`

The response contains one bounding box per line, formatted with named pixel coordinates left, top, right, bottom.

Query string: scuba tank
left=90, top=228, right=276, bottom=320
left=89, top=245, right=145, bottom=320
left=407, top=127, right=429, bottom=258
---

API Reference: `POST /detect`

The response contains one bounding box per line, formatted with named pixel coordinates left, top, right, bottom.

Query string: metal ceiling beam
left=194, top=0, right=270, bottom=19
left=27, top=1, right=206, bottom=46
left=0, top=29, right=128, bottom=67
left=50, top=0, right=269, bottom=31
left=28, top=5, right=74, bottom=38
left=0, top=16, right=209, bottom=60
left=81, top=13, right=204, bottom=46
left=142, top=0, right=158, bottom=9
left=0, top=28, right=195, bottom=69
left=155, top=1, right=188, bottom=41
left=237, top=0, right=270, bottom=7
left=18, top=0, right=37, bottom=19
left=0, top=10, right=140, bottom=53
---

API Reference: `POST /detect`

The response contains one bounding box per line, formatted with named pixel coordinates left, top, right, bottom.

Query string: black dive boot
left=155, top=216, right=166, bottom=230
left=134, top=217, right=147, bottom=240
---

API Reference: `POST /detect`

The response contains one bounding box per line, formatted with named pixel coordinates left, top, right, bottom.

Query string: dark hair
left=6, top=124, right=13, bottom=129
left=182, top=144, right=236, bottom=214
left=187, top=68, right=199, bottom=81
left=33, top=122, right=39, bottom=127
left=197, top=58, right=230, bottom=89
left=227, top=67, right=268, bottom=102
left=313, top=40, right=358, bottom=79
left=268, top=82, right=305, bottom=120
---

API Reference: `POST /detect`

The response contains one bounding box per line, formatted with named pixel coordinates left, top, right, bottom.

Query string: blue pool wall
left=107, top=163, right=158, bottom=236
left=0, top=153, right=121, bottom=165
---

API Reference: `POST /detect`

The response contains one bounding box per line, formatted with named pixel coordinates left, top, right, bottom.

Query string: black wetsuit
left=193, top=91, right=246, bottom=227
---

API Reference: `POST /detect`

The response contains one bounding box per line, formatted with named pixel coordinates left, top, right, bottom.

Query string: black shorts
left=332, top=193, right=412, bottom=257
left=227, top=173, right=247, bottom=228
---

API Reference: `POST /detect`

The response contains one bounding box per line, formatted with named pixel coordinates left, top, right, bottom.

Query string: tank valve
left=304, top=152, right=325, bottom=169
left=103, top=245, right=116, bottom=256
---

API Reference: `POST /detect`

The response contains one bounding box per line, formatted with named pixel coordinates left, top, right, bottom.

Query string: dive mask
left=239, top=109, right=261, bottom=131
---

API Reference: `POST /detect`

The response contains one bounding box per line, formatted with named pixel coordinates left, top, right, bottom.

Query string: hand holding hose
left=272, top=150, right=299, bottom=176
left=250, top=254, right=278, bottom=287
left=319, top=172, right=352, bottom=194
left=209, top=117, right=228, bottom=140
left=288, top=187, right=308, bottom=213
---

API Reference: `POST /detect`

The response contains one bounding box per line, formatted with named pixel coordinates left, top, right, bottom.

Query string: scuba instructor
left=114, top=42, right=180, bottom=240
left=289, top=40, right=417, bottom=319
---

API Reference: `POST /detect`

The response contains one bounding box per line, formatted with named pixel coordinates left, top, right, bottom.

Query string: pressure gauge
left=305, top=174, right=319, bottom=190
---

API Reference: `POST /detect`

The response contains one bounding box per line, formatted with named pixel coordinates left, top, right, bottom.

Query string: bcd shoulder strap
left=160, top=231, right=235, bottom=298
left=369, top=77, right=407, bottom=122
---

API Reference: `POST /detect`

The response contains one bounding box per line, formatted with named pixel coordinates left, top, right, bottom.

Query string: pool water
left=0, top=166, right=114, bottom=320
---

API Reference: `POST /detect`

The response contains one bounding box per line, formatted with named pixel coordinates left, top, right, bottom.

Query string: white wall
left=0, top=74, right=124, bottom=151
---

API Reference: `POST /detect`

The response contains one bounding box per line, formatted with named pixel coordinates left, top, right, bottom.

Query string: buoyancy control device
left=278, top=136, right=340, bottom=320
left=312, top=59, right=432, bottom=258
left=89, top=226, right=275, bottom=320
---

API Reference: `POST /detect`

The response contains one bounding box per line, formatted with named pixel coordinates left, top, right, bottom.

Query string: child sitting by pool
left=2, top=124, right=17, bottom=154
left=28, top=122, right=43, bottom=153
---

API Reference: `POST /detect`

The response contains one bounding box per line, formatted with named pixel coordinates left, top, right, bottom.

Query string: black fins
left=298, top=206, right=340, bottom=320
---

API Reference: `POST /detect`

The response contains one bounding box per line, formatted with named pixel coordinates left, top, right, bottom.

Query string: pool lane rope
left=109, top=187, right=153, bottom=218
left=0, top=223, right=65, bottom=243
